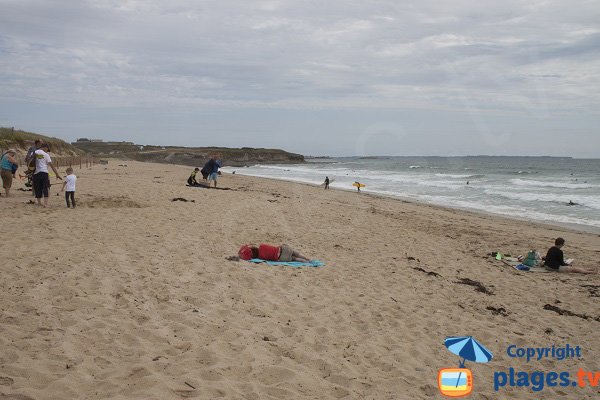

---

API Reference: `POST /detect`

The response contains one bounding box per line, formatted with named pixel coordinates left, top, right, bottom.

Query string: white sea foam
left=416, top=196, right=600, bottom=227
left=510, top=178, right=595, bottom=189
left=223, top=157, right=600, bottom=231
left=435, top=173, right=485, bottom=179
left=484, top=190, right=600, bottom=210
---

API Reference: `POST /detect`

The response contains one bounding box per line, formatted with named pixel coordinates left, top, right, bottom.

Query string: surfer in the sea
left=567, top=200, right=578, bottom=206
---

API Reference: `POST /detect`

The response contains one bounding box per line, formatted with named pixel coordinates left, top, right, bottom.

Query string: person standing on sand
left=33, top=143, right=62, bottom=208
left=208, top=158, right=222, bottom=188
left=324, top=176, right=330, bottom=189
left=25, top=139, right=41, bottom=164
left=1, top=149, right=18, bottom=197
left=25, top=139, right=41, bottom=196
left=355, top=181, right=361, bottom=192
left=61, top=167, right=77, bottom=208
left=544, top=238, right=595, bottom=274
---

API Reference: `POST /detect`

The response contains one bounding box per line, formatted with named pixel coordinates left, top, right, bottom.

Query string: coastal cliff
left=71, top=141, right=305, bottom=167
left=0, top=128, right=83, bottom=160
left=1, top=128, right=305, bottom=167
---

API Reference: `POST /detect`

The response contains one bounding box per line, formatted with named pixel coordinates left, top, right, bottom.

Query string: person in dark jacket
left=544, top=238, right=595, bottom=274
left=201, top=158, right=215, bottom=180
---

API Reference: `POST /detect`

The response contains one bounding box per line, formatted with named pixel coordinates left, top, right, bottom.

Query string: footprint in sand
left=0, top=395, right=36, bottom=400
left=0, top=376, right=15, bottom=386
left=254, top=366, right=296, bottom=385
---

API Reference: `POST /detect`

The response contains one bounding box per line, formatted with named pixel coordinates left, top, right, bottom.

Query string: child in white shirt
left=61, top=167, right=77, bottom=208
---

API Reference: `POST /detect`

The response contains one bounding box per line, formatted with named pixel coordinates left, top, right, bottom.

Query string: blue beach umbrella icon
left=444, top=336, right=493, bottom=367
left=444, top=336, right=493, bottom=388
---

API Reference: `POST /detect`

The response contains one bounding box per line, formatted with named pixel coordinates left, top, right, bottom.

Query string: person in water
left=238, top=244, right=311, bottom=262
left=544, top=237, right=595, bottom=274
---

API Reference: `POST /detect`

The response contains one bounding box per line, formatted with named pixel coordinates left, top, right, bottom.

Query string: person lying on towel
left=238, top=244, right=310, bottom=263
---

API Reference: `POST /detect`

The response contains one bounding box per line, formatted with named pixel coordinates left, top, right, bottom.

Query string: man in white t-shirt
left=33, top=143, right=62, bottom=207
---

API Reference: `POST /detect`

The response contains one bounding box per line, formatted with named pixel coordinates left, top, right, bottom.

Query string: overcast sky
left=1, top=0, right=599, bottom=157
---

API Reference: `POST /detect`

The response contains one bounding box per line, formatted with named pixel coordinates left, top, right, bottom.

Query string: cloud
left=0, top=0, right=599, bottom=156
left=1, top=0, right=598, bottom=111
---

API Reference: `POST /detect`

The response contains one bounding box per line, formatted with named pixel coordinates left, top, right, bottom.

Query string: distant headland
left=0, top=128, right=305, bottom=167
left=71, top=138, right=305, bottom=167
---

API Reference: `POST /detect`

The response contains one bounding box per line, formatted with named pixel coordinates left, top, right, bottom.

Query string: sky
left=1, top=0, right=599, bottom=157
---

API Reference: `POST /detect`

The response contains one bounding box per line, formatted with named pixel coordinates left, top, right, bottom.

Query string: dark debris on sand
left=172, top=197, right=195, bottom=202
left=412, top=267, right=441, bottom=278
left=486, top=305, right=509, bottom=317
left=581, top=284, right=600, bottom=297
left=455, top=278, right=494, bottom=295
left=543, top=304, right=600, bottom=322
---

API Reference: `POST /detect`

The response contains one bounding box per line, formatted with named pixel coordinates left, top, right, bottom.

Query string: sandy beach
left=1, top=160, right=599, bottom=400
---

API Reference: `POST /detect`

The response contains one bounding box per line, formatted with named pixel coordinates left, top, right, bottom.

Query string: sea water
left=222, top=156, right=600, bottom=232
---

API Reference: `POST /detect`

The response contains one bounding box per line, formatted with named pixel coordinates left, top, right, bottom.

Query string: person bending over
left=188, top=168, right=200, bottom=186
left=544, top=237, right=595, bottom=274
left=238, top=244, right=311, bottom=262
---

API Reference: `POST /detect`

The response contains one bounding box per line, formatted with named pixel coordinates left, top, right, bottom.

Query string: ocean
left=222, top=156, right=600, bottom=233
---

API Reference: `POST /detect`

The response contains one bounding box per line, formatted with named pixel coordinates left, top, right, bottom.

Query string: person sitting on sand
left=238, top=244, right=311, bottom=263
left=544, top=237, right=595, bottom=274
left=187, top=168, right=200, bottom=186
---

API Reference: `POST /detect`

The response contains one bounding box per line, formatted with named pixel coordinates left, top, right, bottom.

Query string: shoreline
left=223, top=170, right=600, bottom=236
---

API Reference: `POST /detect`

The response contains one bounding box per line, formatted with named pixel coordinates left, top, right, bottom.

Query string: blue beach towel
left=247, top=258, right=325, bottom=268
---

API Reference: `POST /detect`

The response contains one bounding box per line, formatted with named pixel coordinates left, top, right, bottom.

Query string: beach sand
left=1, top=160, right=599, bottom=399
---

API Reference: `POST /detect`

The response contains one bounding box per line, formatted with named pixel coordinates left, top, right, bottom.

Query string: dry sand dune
left=1, top=160, right=599, bottom=399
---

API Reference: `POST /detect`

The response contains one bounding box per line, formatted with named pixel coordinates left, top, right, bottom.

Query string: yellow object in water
left=352, top=182, right=366, bottom=188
